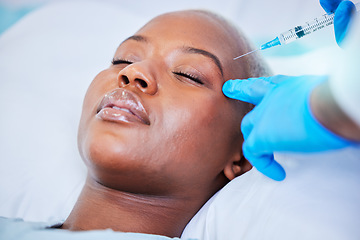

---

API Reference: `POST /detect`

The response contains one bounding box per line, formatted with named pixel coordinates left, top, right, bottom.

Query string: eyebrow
left=121, top=35, right=148, bottom=44
left=181, top=46, right=223, bottom=76
left=121, top=35, right=224, bottom=76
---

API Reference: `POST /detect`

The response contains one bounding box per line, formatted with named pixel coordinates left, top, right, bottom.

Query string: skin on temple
left=61, top=10, right=270, bottom=237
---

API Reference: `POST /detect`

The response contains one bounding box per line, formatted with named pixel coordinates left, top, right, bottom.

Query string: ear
left=223, top=155, right=252, bottom=181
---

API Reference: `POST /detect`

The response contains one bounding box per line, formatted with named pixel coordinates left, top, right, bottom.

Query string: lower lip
left=96, top=108, right=145, bottom=125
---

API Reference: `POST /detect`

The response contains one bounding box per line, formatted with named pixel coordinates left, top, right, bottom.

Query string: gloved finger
left=334, top=0, right=356, bottom=45
left=320, top=0, right=342, bottom=14
left=223, top=78, right=275, bottom=105
left=243, top=143, right=286, bottom=181
left=240, top=110, right=255, bottom=141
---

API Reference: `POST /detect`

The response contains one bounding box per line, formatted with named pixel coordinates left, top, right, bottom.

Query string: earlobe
left=224, top=164, right=241, bottom=180
left=224, top=155, right=252, bottom=181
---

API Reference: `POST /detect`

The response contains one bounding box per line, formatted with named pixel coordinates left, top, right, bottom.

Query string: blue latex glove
left=320, top=0, right=356, bottom=45
left=223, top=76, right=353, bottom=181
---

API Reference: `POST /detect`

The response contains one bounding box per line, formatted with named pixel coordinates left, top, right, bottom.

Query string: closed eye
left=112, top=58, right=133, bottom=65
left=173, top=71, right=204, bottom=85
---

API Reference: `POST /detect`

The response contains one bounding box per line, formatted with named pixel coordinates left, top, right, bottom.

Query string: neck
left=61, top=175, right=200, bottom=237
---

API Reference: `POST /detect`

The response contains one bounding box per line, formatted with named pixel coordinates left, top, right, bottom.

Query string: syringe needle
left=233, top=49, right=259, bottom=60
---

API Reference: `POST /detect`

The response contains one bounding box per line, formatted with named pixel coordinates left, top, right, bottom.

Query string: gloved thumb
left=320, top=0, right=342, bottom=14
left=334, top=0, right=356, bottom=45
left=243, top=143, right=286, bottom=181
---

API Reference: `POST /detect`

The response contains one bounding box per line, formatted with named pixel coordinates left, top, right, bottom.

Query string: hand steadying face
left=77, top=10, right=251, bottom=201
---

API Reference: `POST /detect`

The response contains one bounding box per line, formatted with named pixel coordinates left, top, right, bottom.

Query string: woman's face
left=78, top=11, right=249, bottom=198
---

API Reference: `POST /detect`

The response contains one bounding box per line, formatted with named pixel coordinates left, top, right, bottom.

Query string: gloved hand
left=320, top=0, right=356, bottom=45
left=223, top=76, right=352, bottom=181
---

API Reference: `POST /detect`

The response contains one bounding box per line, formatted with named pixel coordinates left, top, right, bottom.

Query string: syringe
left=233, top=2, right=360, bottom=60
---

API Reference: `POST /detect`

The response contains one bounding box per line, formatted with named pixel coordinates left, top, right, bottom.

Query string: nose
left=117, top=62, right=158, bottom=95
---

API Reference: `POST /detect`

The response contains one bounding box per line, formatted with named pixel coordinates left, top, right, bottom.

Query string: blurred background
left=1, top=0, right=333, bottom=51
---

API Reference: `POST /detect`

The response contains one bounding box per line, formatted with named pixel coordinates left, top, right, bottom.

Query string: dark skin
left=61, top=10, right=252, bottom=237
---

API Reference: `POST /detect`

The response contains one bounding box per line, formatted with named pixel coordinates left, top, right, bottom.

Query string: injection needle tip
left=233, top=49, right=259, bottom=60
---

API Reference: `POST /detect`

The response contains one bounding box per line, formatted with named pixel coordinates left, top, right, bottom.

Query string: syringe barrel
left=277, top=12, right=335, bottom=45
left=235, top=2, right=360, bottom=59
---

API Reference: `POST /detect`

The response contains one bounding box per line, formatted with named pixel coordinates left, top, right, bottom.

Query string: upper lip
left=97, top=89, right=150, bottom=125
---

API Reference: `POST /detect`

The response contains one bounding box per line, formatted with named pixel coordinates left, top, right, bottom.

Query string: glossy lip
left=96, top=89, right=150, bottom=125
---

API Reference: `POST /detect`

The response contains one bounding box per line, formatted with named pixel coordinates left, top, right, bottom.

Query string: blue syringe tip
left=234, top=37, right=281, bottom=60
left=261, top=37, right=281, bottom=50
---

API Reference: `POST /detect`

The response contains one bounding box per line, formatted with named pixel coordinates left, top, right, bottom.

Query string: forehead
left=134, top=11, right=242, bottom=77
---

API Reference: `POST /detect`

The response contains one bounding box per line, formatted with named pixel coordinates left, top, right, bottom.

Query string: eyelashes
left=172, top=71, right=204, bottom=85
left=111, top=58, right=204, bottom=85
left=112, top=58, right=133, bottom=65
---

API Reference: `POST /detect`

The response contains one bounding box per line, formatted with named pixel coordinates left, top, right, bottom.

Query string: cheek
left=156, top=91, right=240, bottom=178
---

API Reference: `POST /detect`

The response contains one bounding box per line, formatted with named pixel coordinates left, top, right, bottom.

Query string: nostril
left=121, top=75, right=130, bottom=85
left=136, top=79, right=148, bottom=88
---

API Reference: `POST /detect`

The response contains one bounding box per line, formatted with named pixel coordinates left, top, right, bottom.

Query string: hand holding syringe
left=234, top=2, right=360, bottom=60
left=224, top=0, right=358, bottom=181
